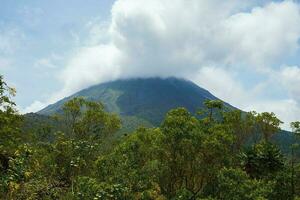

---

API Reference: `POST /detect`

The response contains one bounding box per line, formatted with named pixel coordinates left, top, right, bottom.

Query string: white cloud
left=248, top=99, right=300, bottom=130
left=222, top=1, right=300, bottom=69
left=191, top=67, right=249, bottom=107
left=34, top=58, right=57, bottom=69
left=57, top=0, right=300, bottom=86
left=21, top=100, right=47, bottom=114
left=191, top=66, right=300, bottom=130
left=85, top=18, right=111, bottom=45
left=278, top=66, right=300, bottom=102
left=27, top=0, right=300, bottom=127
left=54, top=44, right=123, bottom=101
left=0, top=26, right=24, bottom=55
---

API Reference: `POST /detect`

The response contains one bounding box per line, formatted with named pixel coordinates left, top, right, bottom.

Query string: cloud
left=278, top=66, right=300, bottom=102
left=191, top=67, right=249, bottom=107
left=191, top=66, right=300, bottom=129
left=33, top=53, right=63, bottom=70
left=56, top=0, right=300, bottom=95
left=55, top=44, right=123, bottom=101
left=26, top=0, right=300, bottom=127
left=0, top=26, right=24, bottom=55
left=248, top=99, right=300, bottom=130
left=222, top=1, right=300, bottom=68
left=21, top=100, right=47, bottom=114
left=34, top=58, right=57, bottom=69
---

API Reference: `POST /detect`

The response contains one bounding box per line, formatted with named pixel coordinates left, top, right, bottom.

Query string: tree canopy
left=0, top=75, right=300, bottom=199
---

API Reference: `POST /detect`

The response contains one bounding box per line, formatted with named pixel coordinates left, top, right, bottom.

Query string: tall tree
left=0, top=75, right=22, bottom=171
left=223, top=110, right=256, bottom=152
left=290, top=121, right=300, bottom=198
left=0, top=76, right=24, bottom=198
left=201, top=100, right=223, bottom=123
left=240, top=141, right=284, bottom=179
left=62, top=97, right=121, bottom=140
left=256, top=112, right=282, bottom=141
left=62, top=98, right=120, bottom=188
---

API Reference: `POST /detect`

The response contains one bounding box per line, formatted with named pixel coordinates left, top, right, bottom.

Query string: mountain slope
left=38, top=77, right=227, bottom=126
left=35, top=77, right=296, bottom=153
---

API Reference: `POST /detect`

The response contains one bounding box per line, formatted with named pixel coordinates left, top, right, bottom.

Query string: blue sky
left=1, top=0, right=300, bottom=129
left=1, top=0, right=114, bottom=106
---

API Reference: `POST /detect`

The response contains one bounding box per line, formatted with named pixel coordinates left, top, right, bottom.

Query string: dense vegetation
left=1, top=75, right=300, bottom=199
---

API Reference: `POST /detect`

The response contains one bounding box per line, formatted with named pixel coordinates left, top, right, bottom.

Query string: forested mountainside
left=33, top=77, right=295, bottom=151
left=38, top=77, right=230, bottom=126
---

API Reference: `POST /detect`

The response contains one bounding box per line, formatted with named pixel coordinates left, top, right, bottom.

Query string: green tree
left=240, top=141, right=284, bottom=179
left=1, top=74, right=298, bottom=199
left=0, top=76, right=24, bottom=198
left=201, top=100, right=223, bottom=123
left=290, top=121, right=300, bottom=198
left=62, top=97, right=85, bottom=136
left=95, top=127, right=165, bottom=198
left=291, top=121, right=300, bottom=139
left=159, top=108, right=234, bottom=198
left=269, top=168, right=294, bottom=200
left=256, top=112, right=282, bottom=141
left=73, top=176, right=131, bottom=200
left=223, top=110, right=256, bottom=152
left=214, top=168, right=272, bottom=200
left=160, top=108, right=202, bottom=197
left=0, top=75, right=22, bottom=167
left=95, top=107, right=235, bottom=199
left=31, top=98, right=122, bottom=198
left=62, top=97, right=121, bottom=140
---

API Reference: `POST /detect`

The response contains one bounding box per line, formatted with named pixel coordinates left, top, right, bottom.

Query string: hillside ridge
left=38, top=77, right=227, bottom=126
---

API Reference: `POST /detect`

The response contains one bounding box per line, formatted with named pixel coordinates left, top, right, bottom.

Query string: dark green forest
left=1, top=75, right=300, bottom=200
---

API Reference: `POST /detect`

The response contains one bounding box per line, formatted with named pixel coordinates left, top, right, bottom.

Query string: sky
left=1, top=0, right=300, bottom=129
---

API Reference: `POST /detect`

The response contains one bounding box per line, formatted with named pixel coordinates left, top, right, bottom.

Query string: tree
left=1, top=74, right=299, bottom=199
left=290, top=121, right=300, bottom=198
left=256, top=112, right=282, bottom=141
left=73, top=176, right=131, bottom=200
left=62, top=97, right=85, bottom=136
left=95, top=107, right=235, bottom=199
left=269, top=168, right=294, bottom=200
left=291, top=121, right=300, bottom=137
left=160, top=108, right=202, bottom=197
left=214, top=168, right=272, bottom=200
left=0, top=76, right=29, bottom=199
left=223, top=110, right=256, bottom=152
left=159, top=108, right=234, bottom=198
left=0, top=75, right=22, bottom=158
left=95, top=127, right=165, bottom=199
left=201, top=100, right=223, bottom=123
left=31, top=98, right=122, bottom=198
left=240, top=141, right=284, bottom=179
left=78, top=100, right=121, bottom=139
left=62, top=97, right=121, bottom=140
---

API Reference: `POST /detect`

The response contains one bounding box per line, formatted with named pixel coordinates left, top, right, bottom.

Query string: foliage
left=291, top=121, right=300, bottom=137
left=0, top=75, right=300, bottom=199
left=73, top=176, right=130, bottom=200
left=256, top=112, right=283, bottom=141
left=0, top=75, right=23, bottom=155
left=240, top=141, right=284, bottom=179
left=214, top=168, right=272, bottom=200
